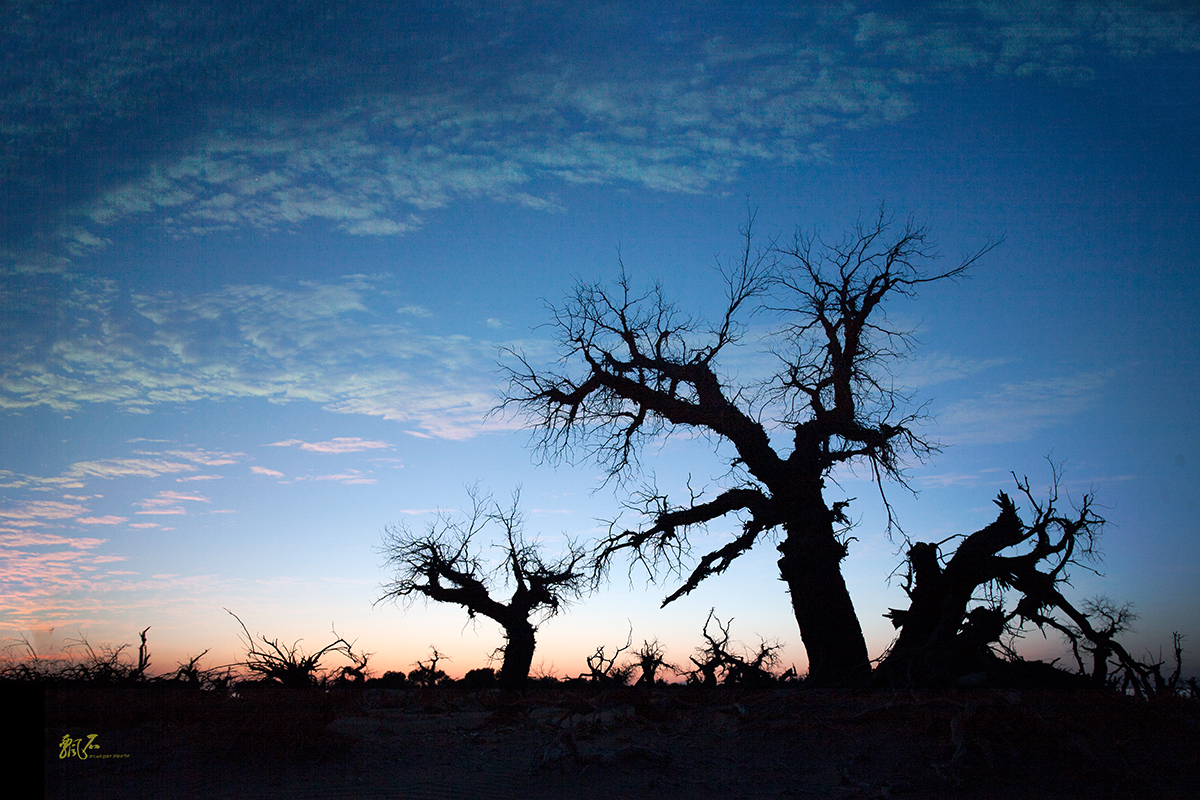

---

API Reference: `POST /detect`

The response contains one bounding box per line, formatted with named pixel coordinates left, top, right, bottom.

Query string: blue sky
left=2, top=0, right=1198, bottom=679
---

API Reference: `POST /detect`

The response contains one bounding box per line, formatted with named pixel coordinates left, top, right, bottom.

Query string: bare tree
left=227, top=610, right=365, bottom=689
left=407, top=646, right=452, bottom=688
left=582, top=629, right=634, bottom=684
left=630, top=638, right=673, bottom=686
left=683, top=609, right=784, bottom=686
left=501, top=208, right=996, bottom=683
left=378, top=487, right=587, bottom=690
left=877, top=467, right=1117, bottom=687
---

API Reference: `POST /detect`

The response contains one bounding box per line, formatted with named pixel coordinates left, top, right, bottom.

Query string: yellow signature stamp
left=58, top=733, right=130, bottom=761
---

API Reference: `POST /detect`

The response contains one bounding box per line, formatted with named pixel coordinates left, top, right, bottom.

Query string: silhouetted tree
left=227, top=610, right=365, bottom=689
left=683, top=609, right=783, bottom=686
left=631, top=638, right=673, bottom=686
left=407, top=646, right=452, bottom=688
left=378, top=487, right=587, bottom=690
left=501, top=208, right=996, bottom=683
left=877, top=468, right=1119, bottom=687
left=582, top=629, right=634, bottom=684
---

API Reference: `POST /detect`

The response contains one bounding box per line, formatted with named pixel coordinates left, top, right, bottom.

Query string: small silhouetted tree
left=684, top=609, right=783, bottom=686
left=583, top=629, right=634, bottom=684
left=631, top=638, right=673, bottom=686
left=501, top=208, right=996, bottom=683
left=378, top=487, right=587, bottom=690
left=408, top=646, right=451, bottom=688
left=227, top=610, right=365, bottom=689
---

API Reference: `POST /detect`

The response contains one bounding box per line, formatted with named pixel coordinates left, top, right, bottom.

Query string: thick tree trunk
left=777, top=524, right=870, bottom=684
left=498, top=623, right=536, bottom=690
left=876, top=498, right=1024, bottom=687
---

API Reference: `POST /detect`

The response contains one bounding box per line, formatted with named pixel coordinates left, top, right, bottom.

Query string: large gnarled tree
left=378, top=487, right=586, bottom=689
left=501, top=209, right=996, bottom=683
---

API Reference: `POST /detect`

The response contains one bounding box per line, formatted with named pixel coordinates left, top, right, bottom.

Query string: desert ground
left=41, top=678, right=1200, bottom=800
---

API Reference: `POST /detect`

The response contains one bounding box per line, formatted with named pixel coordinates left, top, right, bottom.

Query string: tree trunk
left=498, top=622, right=536, bottom=690
left=876, top=499, right=1024, bottom=687
left=777, top=524, right=870, bottom=684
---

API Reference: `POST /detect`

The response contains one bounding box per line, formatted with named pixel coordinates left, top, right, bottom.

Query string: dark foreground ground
left=40, top=680, right=1200, bottom=800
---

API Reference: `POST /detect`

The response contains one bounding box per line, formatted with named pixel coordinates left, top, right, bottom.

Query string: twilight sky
left=3, top=0, right=1198, bottom=679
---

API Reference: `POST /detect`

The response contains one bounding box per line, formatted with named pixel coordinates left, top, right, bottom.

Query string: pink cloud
left=76, top=516, right=128, bottom=525
left=135, top=491, right=211, bottom=510
left=0, top=533, right=106, bottom=549
left=65, top=458, right=199, bottom=480
left=0, top=501, right=89, bottom=522
left=299, top=469, right=377, bottom=484
left=251, top=466, right=285, bottom=478
left=266, top=437, right=391, bottom=454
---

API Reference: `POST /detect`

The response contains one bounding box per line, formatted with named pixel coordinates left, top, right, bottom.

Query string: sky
left=2, top=0, right=1198, bottom=681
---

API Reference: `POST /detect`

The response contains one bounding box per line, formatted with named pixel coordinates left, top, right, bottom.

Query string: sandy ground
left=43, top=682, right=1200, bottom=800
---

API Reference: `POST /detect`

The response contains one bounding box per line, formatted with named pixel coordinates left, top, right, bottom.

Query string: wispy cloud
left=75, top=516, right=128, bottom=525
left=3, top=2, right=1195, bottom=447
left=300, top=470, right=377, bottom=485
left=137, top=490, right=210, bottom=508
left=0, top=500, right=90, bottom=533
left=1, top=532, right=106, bottom=549
left=250, top=466, right=284, bottom=478
left=0, top=275, right=509, bottom=439
left=65, top=459, right=201, bottom=480
left=134, top=490, right=211, bottom=516
left=267, top=437, right=391, bottom=454
left=13, top=1, right=1187, bottom=261
left=0, top=447, right=241, bottom=501
left=157, top=449, right=242, bottom=466
left=892, top=354, right=1012, bottom=391
left=0, top=529, right=130, bottom=627
left=933, top=371, right=1110, bottom=445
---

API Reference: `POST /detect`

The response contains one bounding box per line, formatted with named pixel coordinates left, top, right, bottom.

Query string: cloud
left=300, top=470, right=377, bottom=485
left=75, top=516, right=128, bottom=525
left=5, top=1, right=1197, bottom=270
left=1, top=532, right=106, bottom=549
left=0, top=501, right=90, bottom=533
left=0, top=274, right=509, bottom=438
left=0, top=448, right=239, bottom=499
left=267, top=437, right=392, bottom=454
left=853, top=2, right=1200, bottom=81
left=157, top=449, right=242, bottom=466
left=0, top=528, right=128, bottom=627
left=137, top=491, right=210, bottom=508
left=4, top=8, right=928, bottom=253
left=892, top=354, right=1012, bottom=391
left=3, top=3, right=1194, bottom=445
left=64, top=459, right=201, bottom=480
left=0, top=534, right=221, bottom=628
left=250, top=466, right=284, bottom=478
left=132, top=490, right=211, bottom=516
left=933, top=371, right=1110, bottom=445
